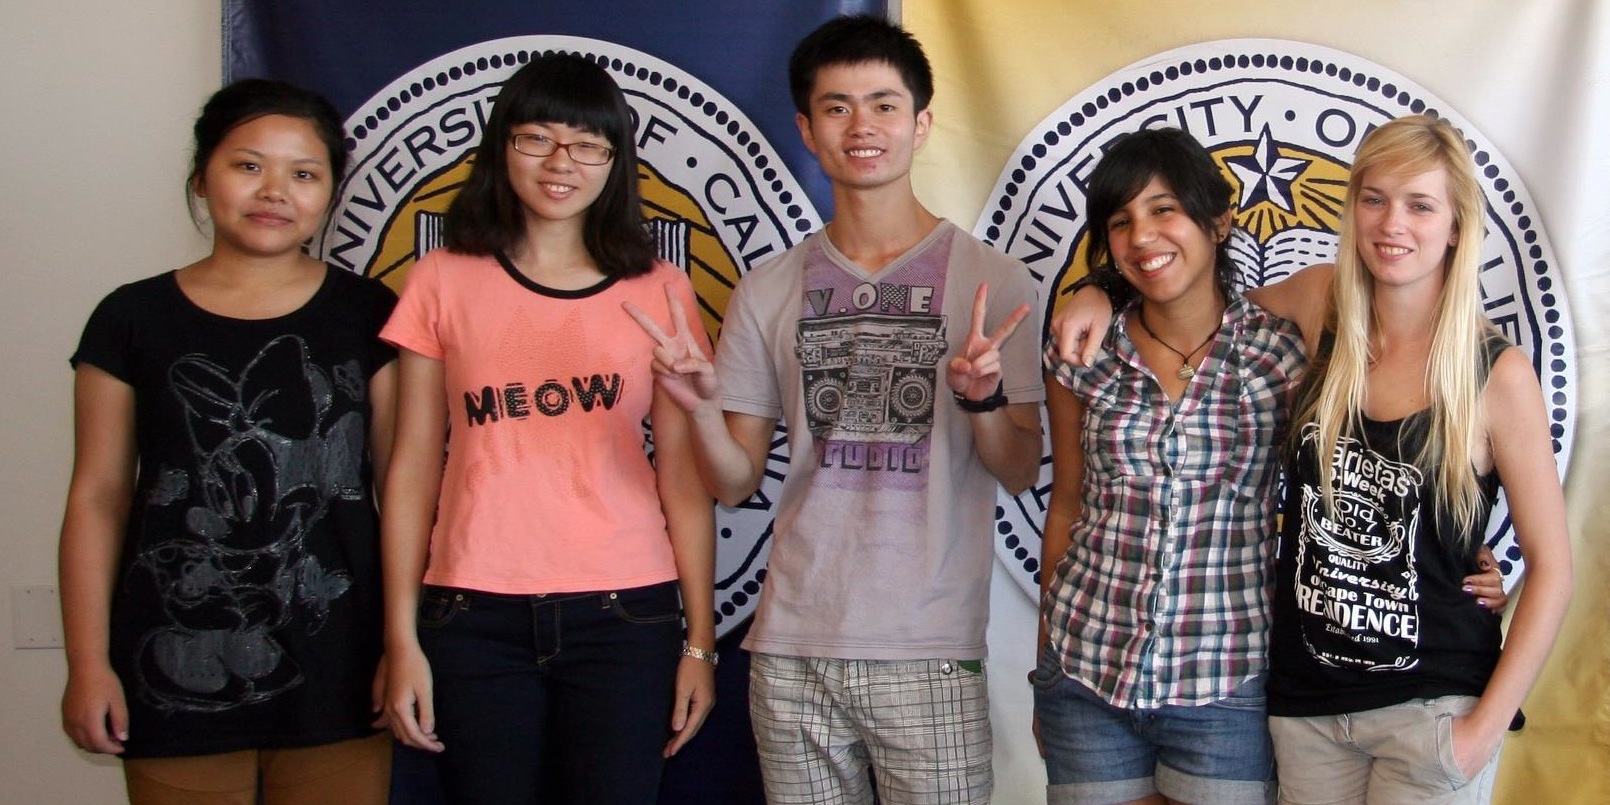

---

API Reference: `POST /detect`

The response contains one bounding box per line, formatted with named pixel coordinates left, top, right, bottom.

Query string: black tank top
left=1267, top=332, right=1507, bottom=717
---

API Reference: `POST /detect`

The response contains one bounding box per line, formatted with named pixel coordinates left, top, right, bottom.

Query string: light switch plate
left=11, top=585, right=64, bottom=649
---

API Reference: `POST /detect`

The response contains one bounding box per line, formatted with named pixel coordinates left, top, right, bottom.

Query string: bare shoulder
left=1246, top=263, right=1331, bottom=343
left=1483, top=346, right=1546, bottom=417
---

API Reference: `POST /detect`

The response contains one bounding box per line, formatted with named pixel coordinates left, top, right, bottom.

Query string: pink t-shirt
left=382, top=250, right=709, bottom=593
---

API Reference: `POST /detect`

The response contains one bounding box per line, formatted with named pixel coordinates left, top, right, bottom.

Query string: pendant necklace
left=1134, top=308, right=1218, bottom=380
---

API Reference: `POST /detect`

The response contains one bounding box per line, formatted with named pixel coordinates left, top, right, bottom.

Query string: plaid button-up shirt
left=1044, top=294, right=1306, bottom=709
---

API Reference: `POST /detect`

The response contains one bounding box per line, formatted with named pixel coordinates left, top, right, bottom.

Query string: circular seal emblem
left=316, top=35, right=822, bottom=635
left=975, top=39, right=1574, bottom=598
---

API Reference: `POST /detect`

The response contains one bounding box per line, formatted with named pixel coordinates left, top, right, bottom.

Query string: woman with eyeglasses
left=379, top=53, right=716, bottom=804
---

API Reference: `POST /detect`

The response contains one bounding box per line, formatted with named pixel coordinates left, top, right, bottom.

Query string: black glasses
left=509, top=134, right=615, bottom=165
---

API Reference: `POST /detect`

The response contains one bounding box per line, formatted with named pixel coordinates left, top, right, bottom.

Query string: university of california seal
left=976, top=39, right=1573, bottom=596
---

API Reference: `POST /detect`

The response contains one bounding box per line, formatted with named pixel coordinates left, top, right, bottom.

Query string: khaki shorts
left=1269, top=696, right=1501, bottom=805
left=123, top=732, right=391, bottom=805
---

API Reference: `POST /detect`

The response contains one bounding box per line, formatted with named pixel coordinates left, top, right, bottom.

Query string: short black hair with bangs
left=788, top=14, right=934, bottom=117
left=443, top=52, right=654, bottom=277
left=1083, top=127, right=1240, bottom=302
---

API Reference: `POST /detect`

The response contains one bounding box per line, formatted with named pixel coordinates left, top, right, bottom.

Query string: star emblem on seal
left=1226, top=124, right=1310, bottom=212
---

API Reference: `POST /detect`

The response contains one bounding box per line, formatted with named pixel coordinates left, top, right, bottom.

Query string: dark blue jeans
left=417, top=581, right=683, bottom=805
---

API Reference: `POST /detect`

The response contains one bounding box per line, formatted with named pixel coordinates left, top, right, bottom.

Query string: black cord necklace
left=1134, top=308, right=1218, bottom=380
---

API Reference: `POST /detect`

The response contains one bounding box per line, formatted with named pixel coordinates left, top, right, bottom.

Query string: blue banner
left=223, top=0, right=882, bottom=641
left=223, top=1, right=875, bottom=220
left=223, top=3, right=883, bottom=801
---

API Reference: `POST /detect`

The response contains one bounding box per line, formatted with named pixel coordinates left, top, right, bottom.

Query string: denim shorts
left=1031, top=649, right=1275, bottom=805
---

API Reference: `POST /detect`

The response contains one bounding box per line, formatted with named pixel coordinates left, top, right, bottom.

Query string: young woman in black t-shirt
left=59, top=80, right=397, bottom=804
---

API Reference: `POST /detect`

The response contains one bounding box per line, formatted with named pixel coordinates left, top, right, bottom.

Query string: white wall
left=0, top=2, right=220, bottom=802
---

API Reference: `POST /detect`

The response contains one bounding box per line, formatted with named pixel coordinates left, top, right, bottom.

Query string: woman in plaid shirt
left=1035, top=124, right=1509, bottom=805
left=1035, top=126, right=1300, bottom=805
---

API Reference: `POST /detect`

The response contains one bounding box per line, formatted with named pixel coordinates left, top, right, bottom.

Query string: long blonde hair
left=1294, top=115, right=1494, bottom=539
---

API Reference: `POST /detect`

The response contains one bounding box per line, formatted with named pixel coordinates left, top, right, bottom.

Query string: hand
left=1450, top=714, right=1502, bottom=780
left=624, top=286, right=720, bottom=415
left=664, top=654, right=717, bottom=757
left=385, top=644, right=444, bottom=752
left=61, top=662, right=128, bottom=754
left=946, top=283, right=1031, bottom=401
left=1050, top=283, right=1115, bottom=366
left=370, top=653, right=392, bottom=730
left=1462, top=546, right=1509, bottom=614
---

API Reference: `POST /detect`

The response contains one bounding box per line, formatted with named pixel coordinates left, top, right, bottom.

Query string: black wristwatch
left=953, top=380, right=1008, bottom=413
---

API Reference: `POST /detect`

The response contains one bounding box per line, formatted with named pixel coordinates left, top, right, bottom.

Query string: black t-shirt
left=71, top=267, right=396, bottom=758
left=1267, top=333, right=1508, bottom=717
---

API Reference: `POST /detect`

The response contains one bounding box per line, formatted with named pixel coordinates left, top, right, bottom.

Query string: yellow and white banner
left=907, top=2, right=1609, bottom=803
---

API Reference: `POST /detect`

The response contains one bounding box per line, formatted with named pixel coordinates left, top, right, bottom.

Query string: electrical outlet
left=11, top=585, right=64, bottom=649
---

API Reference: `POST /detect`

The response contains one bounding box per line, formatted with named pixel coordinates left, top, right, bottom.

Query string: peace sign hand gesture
left=947, top=283, right=1031, bottom=402
left=624, top=285, right=720, bottom=414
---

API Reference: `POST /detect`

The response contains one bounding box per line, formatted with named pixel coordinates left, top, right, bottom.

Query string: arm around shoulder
left=1245, top=263, right=1333, bottom=352
left=1049, top=283, right=1116, bottom=366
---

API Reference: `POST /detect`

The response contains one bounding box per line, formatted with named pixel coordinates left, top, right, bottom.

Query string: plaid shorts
left=749, top=652, right=992, bottom=805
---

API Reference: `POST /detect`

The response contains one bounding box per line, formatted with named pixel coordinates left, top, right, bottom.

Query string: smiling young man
left=629, top=14, right=1042, bottom=805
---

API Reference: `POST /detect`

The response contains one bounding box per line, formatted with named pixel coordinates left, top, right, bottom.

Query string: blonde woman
left=1261, top=116, right=1571, bottom=804
left=1047, top=116, right=1545, bottom=804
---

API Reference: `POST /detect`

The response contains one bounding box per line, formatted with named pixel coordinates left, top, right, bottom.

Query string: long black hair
left=1083, top=128, right=1239, bottom=301
left=443, top=52, right=655, bottom=278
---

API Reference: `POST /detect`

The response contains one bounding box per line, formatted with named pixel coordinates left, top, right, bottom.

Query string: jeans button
left=940, top=661, right=955, bottom=675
